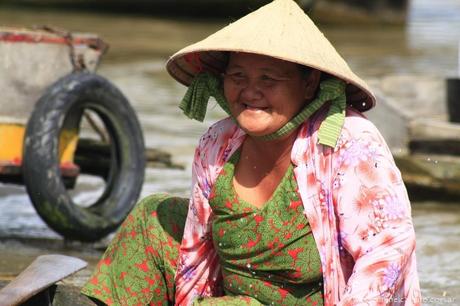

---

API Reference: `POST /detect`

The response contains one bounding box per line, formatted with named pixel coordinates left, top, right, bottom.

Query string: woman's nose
left=240, top=79, right=263, bottom=100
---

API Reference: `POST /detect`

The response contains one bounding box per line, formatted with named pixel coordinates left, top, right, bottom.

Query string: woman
left=82, top=0, right=421, bottom=305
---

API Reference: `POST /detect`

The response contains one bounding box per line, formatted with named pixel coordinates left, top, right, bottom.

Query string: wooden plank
left=409, top=119, right=460, bottom=141
left=409, top=139, right=460, bottom=156
left=75, top=138, right=184, bottom=176
left=0, top=254, right=87, bottom=306
left=394, top=154, right=460, bottom=201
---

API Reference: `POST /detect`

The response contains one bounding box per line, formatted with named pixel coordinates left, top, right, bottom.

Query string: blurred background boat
left=0, top=0, right=408, bottom=23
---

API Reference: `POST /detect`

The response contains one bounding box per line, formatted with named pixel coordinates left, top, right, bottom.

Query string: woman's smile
left=241, top=102, right=269, bottom=113
left=243, top=103, right=268, bottom=110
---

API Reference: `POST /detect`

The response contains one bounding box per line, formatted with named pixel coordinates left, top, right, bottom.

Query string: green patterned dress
left=208, top=150, right=324, bottom=305
left=82, top=151, right=324, bottom=306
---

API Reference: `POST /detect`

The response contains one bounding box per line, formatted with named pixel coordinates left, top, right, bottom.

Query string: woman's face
left=223, top=52, right=317, bottom=137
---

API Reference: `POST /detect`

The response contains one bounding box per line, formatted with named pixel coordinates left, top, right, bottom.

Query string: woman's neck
left=246, top=129, right=298, bottom=160
left=233, top=128, right=300, bottom=208
left=241, top=128, right=299, bottom=174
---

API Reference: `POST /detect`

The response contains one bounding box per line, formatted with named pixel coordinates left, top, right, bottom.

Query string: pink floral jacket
left=174, top=107, right=421, bottom=305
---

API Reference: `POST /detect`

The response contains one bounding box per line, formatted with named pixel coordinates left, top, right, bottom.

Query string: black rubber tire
left=23, top=72, right=145, bottom=242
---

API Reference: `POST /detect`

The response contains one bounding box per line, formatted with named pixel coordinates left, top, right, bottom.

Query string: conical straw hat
left=166, top=0, right=376, bottom=111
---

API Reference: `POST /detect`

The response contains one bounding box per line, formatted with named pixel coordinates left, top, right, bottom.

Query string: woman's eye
left=261, top=75, right=276, bottom=81
left=260, top=75, right=278, bottom=85
left=227, top=73, right=245, bottom=83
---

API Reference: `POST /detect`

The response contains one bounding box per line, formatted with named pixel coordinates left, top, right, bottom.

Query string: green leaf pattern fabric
left=209, top=150, right=324, bottom=305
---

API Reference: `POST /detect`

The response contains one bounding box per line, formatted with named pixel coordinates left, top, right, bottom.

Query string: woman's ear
left=304, top=70, right=321, bottom=101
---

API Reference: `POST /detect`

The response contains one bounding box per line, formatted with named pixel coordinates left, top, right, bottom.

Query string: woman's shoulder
left=308, top=106, right=385, bottom=145
left=343, top=108, right=379, bottom=132
left=340, top=108, right=387, bottom=145
left=335, top=108, right=395, bottom=164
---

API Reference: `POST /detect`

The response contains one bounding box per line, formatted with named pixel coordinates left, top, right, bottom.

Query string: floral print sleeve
left=174, top=119, right=246, bottom=305
left=332, top=114, right=420, bottom=305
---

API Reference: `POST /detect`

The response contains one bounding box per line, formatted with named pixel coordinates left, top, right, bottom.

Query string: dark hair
left=298, top=64, right=312, bottom=79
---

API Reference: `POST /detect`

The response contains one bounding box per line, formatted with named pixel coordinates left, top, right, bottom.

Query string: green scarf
left=179, top=72, right=346, bottom=148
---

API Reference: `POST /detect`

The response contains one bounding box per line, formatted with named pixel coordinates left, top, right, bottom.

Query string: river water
left=0, top=0, right=459, bottom=303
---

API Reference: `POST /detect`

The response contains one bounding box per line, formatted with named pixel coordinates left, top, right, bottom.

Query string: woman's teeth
left=244, top=103, right=266, bottom=110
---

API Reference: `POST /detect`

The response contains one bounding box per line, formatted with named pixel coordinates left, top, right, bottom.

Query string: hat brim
left=166, top=49, right=375, bottom=112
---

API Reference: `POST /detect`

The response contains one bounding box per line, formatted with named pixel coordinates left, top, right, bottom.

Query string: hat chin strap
left=180, top=72, right=346, bottom=148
